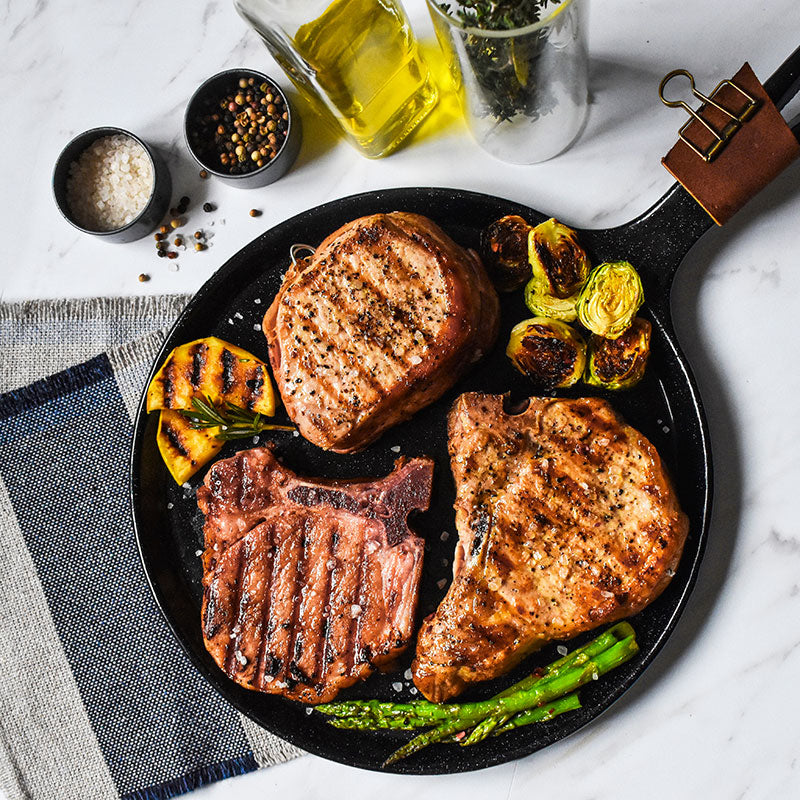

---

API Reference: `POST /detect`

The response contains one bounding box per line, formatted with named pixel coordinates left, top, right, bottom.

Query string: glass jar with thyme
left=427, top=0, right=588, bottom=164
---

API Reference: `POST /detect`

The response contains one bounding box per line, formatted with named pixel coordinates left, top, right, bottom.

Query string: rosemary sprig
left=179, top=396, right=294, bottom=441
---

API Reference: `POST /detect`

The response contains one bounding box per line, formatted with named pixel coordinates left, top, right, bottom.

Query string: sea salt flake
left=234, top=651, right=248, bottom=667
left=305, top=707, right=313, bottom=715
left=591, top=672, right=599, bottom=681
left=390, top=445, right=401, bottom=453
left=254, top=298, right=261, bottom=304
left=166, top=502, right=174, bottom=509
left=292, top=430, right=300, bottom=437
left=409, top=355, right=422, bottom=365
left=253, top=323, right=262, bottom=331
left=410, top=687, right=418, bottom=695
left=440, top=531, right=449, bottom=541
left=404, top=668, right=413, bottom=680
left=195, top=549, right=203, bottom=557
left=437, top=579, right=447, bottom=590
left=252, top=435, right=260, bottom=444
left=228, top=318, right=234, bottom=325
left=556, top=645, right=568, bottom=657
left=350, top=604, right=362, bottom=618
left=662, top=425, right=670, bottom=433
left=234, top=312, right=243, bottom=319
left=392, top=682, right=403, bottom=692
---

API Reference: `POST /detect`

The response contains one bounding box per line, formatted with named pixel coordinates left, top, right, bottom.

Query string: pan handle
left=598, top=46, right=800, bottom=300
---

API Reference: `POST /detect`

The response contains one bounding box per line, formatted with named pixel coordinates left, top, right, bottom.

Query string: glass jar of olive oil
left=234, top=0, right=438, bottom=158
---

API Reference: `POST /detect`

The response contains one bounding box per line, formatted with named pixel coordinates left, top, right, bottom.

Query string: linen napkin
left=0, top=298, right=301, bottom=800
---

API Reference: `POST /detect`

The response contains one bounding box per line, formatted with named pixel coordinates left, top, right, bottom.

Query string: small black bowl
left=52, top=126, right=172, bottom=243
left=184, top=69, right=301, bottom=189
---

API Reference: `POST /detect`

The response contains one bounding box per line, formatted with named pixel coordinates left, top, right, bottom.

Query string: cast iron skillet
left=130, top=49, right=800, bottom=774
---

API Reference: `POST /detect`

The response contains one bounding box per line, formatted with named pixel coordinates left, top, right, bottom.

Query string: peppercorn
left=167, top=251, right=178, bottom=260
left=169, top=218, right=182, bottom=229
left=138, top=273, right=150, bottom=282
left=157, top=249, right=167, bottom=258
left=174, top=236, right=183, bottom=247
left=190, top=77, right=289, bottom=176
left=194, top=230, right=203, bottom=239
left=199, top=169, right=208, bottom=179
left=179, top=196, right=189, bottom=207
left=154, top=232, right=164, bottom=242
left=156, top=240, right=167, bottom=250
left=159, top=225, right=169, bottom=235
left=195, top=242, right=206, bottom=251
left=249, top=208, right=261, bottom=217
left=203, top=202, right=214, bottom=212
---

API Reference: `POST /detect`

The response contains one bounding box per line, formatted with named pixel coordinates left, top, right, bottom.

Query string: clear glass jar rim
left=426, top=0, right=577, bottom=37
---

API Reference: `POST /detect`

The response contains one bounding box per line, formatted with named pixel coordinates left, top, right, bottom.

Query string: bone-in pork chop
left=263, top=212, right=500, bottom=453
left=197, top=446, right=433, bottom=703
left=412, top=393, right=688, bottom=703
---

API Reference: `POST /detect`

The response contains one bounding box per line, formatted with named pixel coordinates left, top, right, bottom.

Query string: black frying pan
left=130, top=47, right=800, bottom=774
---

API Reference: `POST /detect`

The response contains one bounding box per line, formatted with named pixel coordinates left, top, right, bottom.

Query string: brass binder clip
left=658, top=69, right=760, bottom=162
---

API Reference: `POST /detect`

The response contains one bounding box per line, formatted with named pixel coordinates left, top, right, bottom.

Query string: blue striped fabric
left=0, top=354, right=262, bottom=800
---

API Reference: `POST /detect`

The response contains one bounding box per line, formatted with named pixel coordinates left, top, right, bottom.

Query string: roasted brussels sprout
left=585, top=317, right=652, bottom=390
left=481, top=215, right=533, bottom=292
left=524, top=278, right=579, bottom=322
left=528, top=218, right=591, bottom=299
left=577, top=261, right=644, bottom=339
left=507, top=317, right=586, bottom=389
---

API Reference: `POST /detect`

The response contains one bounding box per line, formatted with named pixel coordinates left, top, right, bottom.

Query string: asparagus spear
left=383, top=634, right=638, bottom=766
left=461, top=622, right=634, bottom=745
left=316, top=622, right=634, bottom=729
left=491, top=692, right=582, bottom=735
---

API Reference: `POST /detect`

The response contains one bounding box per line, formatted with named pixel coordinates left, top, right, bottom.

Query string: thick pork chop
left=197, top=446, right=433, bottom=703
left=264, top=212, right=499, bottom=453
left=412, top=393, right=688, bottom=702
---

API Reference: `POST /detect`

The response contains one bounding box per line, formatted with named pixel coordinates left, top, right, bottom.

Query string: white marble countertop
left=3, top=0, right=800, bottom=798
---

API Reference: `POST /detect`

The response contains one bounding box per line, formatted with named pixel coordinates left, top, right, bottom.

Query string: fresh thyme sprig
left=439, top=0, right=559, bottom=31
left=179, top=396, right=294, bottom=441
left=437, top=0, right=563, bottom=123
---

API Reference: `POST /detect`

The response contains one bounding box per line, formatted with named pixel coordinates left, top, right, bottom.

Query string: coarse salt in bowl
left=53, top=127, right=172, bottom=243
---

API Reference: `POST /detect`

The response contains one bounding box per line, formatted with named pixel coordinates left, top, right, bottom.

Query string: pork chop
left=197, top=446, right=433, bottom=703
left=412, top=393, right=688, bottom=702
left=263, top=212, right=500, bottom=453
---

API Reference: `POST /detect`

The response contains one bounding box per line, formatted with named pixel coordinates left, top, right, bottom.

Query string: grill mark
left=313, top=526, right=336, bottom=683
left=162, top=419, right=191, bottom=460
left=253, top=523, right=276, bottom=688
left=221, top=348, right=236, bottom=394
left=163, top=359, right=176, bottom=407
left=245, top=364, right=264, bottom=410
left=285, top=521, right=311, bottom=684
left=190, top=342, right=207, bottom=389
left=223, top=543, right=248, bottom=676
left=346, top=537, right=370, bottom=674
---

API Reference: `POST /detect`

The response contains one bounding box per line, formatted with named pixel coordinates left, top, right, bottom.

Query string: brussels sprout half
left=586, top=317, right=652, bottom=390
left=507, top=317, right=586, bottom=389
left=528, top=218, right=591, bottom=299
left=524, top=278, right=579, bottom=322
left=480, top=215, right=533, bottom=292
left=577, top=261, right=644, bottom=339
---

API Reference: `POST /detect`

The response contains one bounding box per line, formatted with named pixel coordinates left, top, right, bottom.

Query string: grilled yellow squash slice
left=156, top=409, right=224, bottom=485
left=147, top=337, right=275, bottom=415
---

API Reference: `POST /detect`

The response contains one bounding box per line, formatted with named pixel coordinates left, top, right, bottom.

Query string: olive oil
left=236, top=0, right=437, bottom=158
